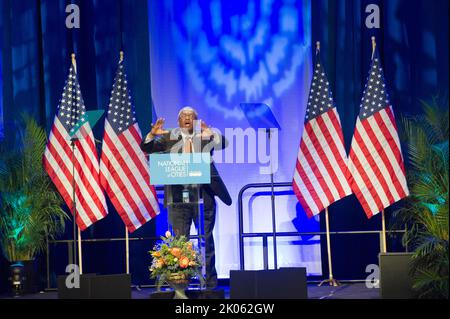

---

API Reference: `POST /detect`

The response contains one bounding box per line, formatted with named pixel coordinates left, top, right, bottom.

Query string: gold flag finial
left=71, top=53, right=77, bottom=72
left=371, top=36, right=376, bottom=59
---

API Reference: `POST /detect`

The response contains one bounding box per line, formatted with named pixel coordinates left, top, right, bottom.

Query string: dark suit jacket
left=140, top=128, right=232, bottom=206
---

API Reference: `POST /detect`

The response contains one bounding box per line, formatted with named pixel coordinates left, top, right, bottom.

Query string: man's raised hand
left=149, top=118, right=169, bottom=137
left=200, top=120, right=214, bottom=138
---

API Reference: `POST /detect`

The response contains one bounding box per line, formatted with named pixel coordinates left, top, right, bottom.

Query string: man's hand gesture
left=200, top=120, right=214, bottom=139
left=148, top=118, right=169, bottom=138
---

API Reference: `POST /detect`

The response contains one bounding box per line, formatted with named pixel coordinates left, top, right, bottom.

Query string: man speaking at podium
left=140, top=106, right=232, bottom=289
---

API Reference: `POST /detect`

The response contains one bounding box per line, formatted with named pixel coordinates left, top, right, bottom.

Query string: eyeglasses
left=179, top=112, right=196, bottom=119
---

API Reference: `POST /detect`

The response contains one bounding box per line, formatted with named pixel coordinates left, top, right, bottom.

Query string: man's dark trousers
left=169, top=187, right=218, bottom=289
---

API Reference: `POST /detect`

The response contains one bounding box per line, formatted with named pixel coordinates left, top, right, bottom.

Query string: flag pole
left=71, top=53, right=81, bottom=272
left=78, top=228, right=83, bottom=274
left=371, top=37, right=388, bottom=254
left=381, top=209, right=387, bottom=253
left=315, top=41, right=339, bottom=286
left=125, top=227, right=130, bottom=274
left=119, top=50, right=131, bottom=274
left=319, top=207, right=340, bottom=286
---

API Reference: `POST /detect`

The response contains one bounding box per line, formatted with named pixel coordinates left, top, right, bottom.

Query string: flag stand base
left=318, top=278, right=340, bottom=287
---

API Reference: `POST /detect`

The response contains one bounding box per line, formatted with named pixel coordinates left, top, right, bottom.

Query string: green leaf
left=0, top=116, right=69, bottom=262
left=393, top=97, right=449, bottom=298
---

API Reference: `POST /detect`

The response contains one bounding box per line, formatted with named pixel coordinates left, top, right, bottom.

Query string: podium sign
left=149, top=153, right=211, bottom=185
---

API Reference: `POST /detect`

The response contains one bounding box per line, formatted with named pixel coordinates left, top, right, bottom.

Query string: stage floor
left=1, top=283, right=380, bottom=299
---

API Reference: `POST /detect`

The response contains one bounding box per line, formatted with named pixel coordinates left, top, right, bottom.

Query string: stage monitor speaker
left=57, top=274, right=96, bottom=299
left=90, top=274, right=131, bottom=299
left=229, top=270, right=257, bottom=299
left=379, top=252, right=415, bottom=299
left=230, top=268, right=307, bottom=299
left=58, top=274, right=131, bottom=299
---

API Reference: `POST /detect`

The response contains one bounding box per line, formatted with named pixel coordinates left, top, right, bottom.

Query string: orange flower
left=152, top=251, right=161, bottom=257
left=156, top=258, right=164, bottom=268
left=188, top=261, right=196, bottom=266
left=179, top=256, right=190, bottom=268
left=170, top=247, right=182, bottom=258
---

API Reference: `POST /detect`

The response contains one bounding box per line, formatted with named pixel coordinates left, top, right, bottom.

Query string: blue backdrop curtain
left=0, top=0, right=448, bottom=290
left=312, top=0, right=449, bottom=279
left=0, top=28, right=3, bottom=139
left=147, top=0, right=318, bottom=279
left=0, top=0, right=157, bottom=290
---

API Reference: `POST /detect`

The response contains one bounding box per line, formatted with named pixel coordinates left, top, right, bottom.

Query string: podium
left=150, top=152, right=211, bottom=231
left=149, top=153, right=211, bottom=283
left=165, top=184, right=203, bottom=238
left=165, top=184, right=201, bottom=209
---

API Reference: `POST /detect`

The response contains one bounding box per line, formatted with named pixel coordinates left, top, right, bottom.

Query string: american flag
left=99, top=59, right=160, bottom=232
left=347, top=51, right=409, bottom=218
left=43, top=62, right=108, bottom=230
left=293, top=53, right=352, bottom=217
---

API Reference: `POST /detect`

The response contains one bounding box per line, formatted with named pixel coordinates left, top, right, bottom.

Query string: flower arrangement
left=149, top=231, right=204, bottom=290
